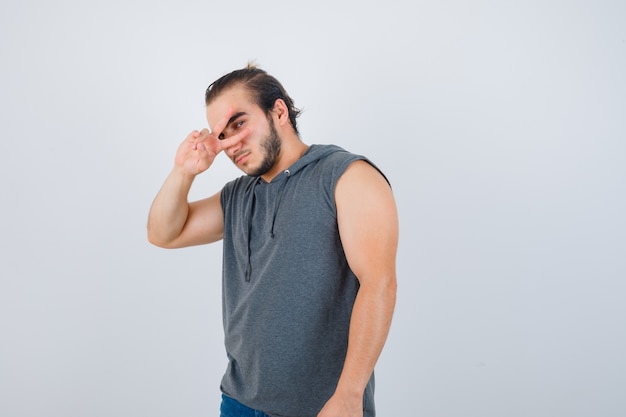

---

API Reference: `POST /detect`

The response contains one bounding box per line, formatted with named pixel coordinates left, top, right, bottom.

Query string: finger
left=208, top=107, right=234, bottom=139
left=217, top=127, right=250, bottom=150
left=196, top=128, right=211, bottom=141
left=187, top=130, right=201, bottom=148
left=190, top=129, right=210, bottom=150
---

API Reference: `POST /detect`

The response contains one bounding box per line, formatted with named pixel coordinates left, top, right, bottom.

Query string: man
left=147, top=65, right=398, bottom=417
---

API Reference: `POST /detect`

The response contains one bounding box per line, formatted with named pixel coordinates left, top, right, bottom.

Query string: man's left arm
left=318, top=160, right=399, bottom=417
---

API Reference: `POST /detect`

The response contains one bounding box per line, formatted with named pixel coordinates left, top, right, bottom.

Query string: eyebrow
left=226, top=111, right=247, bottom=127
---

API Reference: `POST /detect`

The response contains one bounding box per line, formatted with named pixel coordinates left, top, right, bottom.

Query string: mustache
left=232, top=150, right=249, bottom=163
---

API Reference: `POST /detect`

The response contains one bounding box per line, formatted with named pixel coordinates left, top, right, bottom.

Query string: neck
left=261, top=133, right=308, bottom=182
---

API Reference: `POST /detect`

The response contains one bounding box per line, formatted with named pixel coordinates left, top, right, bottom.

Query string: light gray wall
left=1, top=1, right=624, bottom=416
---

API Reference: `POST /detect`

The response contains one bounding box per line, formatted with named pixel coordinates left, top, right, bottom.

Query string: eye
left=218, top=119, right=245, bottom=140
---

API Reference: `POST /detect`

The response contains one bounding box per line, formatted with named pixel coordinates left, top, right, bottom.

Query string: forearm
left=335, top=275, right=397, bottom=397
left=147, top=167, right=195, bottom=246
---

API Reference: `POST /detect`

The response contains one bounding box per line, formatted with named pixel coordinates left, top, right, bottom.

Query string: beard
left=247, top=118, right=281, bottom=177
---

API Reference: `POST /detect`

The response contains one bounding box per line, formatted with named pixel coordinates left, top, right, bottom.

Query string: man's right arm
left=147, top=166, right=224, bottom=248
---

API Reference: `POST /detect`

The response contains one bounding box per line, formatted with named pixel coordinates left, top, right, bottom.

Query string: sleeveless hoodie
left=219, top=144, right=385, bottom=417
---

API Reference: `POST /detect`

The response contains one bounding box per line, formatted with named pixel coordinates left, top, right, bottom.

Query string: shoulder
left=222, top=175, right=258, bottom=195
left=310, top=145, right=389, bottom=184
left=337, top=160, right=392, bottom=197
left=221, top=175, right=259, bottom=209
left=315, top=145, right=363, bottom=166
left=334, top=157, right=394, bottom=228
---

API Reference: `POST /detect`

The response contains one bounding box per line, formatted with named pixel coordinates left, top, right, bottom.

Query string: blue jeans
left=220, top=394, right=272, bottom=417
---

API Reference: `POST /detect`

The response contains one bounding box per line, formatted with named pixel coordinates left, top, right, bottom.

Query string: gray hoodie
left=219, top=144, right=384, bottom=417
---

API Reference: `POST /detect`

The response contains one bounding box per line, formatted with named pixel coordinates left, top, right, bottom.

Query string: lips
left=234, top=152, right=249, bottom=165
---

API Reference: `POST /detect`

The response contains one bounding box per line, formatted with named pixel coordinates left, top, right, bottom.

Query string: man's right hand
left=174, top=111, right=250, bottom=176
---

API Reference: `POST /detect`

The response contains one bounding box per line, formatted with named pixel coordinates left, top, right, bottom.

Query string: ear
left=271, top=98, right=290, bottom=128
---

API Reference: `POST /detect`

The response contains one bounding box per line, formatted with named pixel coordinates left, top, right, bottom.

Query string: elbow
left=380, top=274, right=398, bottom=312
left=146, top=226, right=175, bottom=249
left=359, top=272, right=397, bottom=303
left=384, top=274, right=397, bottom=305
left=147, top=232, right=166, bottom=248
left=148, top=236, right=176, bottom=249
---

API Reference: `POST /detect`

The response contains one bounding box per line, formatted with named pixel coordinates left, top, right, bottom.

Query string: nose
left=225, top=139, right=242, bottom=157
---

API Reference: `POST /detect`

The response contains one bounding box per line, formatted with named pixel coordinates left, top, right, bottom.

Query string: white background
left=1, top=1, right=625, bottom=416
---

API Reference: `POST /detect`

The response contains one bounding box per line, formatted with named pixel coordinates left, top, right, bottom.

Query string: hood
left=260, top=144, right=346, bottom=185
left=282, top=144, right=345, bottom=178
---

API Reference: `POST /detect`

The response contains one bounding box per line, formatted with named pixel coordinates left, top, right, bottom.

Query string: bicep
left=164, top=191, right=224, bottom=248
left=336, top=161, right=398, bottom=284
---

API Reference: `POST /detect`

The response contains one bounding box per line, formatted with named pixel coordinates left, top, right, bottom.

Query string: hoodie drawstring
left=244, top=169, right=291, bottom=282
left=244, top=178, right=261, bottom=282
left=270, top=169, right=291, bottom=239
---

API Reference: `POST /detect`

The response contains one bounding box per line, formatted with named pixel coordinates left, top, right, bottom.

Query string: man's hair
left=205, top=64, right=301, bottom=134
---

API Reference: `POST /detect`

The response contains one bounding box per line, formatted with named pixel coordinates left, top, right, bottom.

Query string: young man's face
left=206, top=85, right=281, bottom=177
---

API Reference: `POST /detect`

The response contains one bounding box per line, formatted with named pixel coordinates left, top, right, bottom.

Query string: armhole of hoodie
left=219, top=184, right=228, bottom=217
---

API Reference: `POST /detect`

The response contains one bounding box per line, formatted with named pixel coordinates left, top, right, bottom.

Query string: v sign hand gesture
left=174, top=110, right=250, bottom=176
